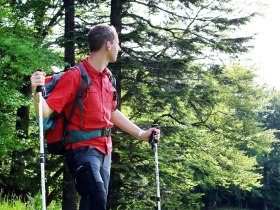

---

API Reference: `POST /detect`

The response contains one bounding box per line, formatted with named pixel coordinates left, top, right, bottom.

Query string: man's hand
left=30, top=70, right=54, bottom=118
left=141, top=127, right=161, bottom=143
left=30, top=70, right=46, bottom=93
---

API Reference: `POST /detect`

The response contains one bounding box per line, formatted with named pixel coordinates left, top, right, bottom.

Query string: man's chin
left=109, top=58, right=117, bottom=63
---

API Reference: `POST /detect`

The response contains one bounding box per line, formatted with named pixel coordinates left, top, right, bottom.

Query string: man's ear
left=105, top=41, right=111, bottom=50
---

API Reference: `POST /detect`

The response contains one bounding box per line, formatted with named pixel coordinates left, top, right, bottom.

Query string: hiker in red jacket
left=30, top=24, right=160, bottom=210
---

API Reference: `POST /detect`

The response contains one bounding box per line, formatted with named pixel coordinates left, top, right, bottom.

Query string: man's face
left=108, top=31, right=121, bottom=63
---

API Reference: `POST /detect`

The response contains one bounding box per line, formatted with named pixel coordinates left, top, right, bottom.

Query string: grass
left=1, top=194, right=253, bottom=210
left=0, top=192, right=61, bottom=210
left=212, top=208, right=254, bottom=210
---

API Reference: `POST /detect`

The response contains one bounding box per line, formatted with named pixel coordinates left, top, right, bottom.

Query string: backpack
left=42, top=64, right=118, bottom=155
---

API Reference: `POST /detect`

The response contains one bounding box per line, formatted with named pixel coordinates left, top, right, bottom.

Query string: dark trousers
left=65, top=146, right=111, bottom=210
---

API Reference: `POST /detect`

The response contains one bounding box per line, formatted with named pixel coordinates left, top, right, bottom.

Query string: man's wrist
left=137, top=129, right=144, bottom=139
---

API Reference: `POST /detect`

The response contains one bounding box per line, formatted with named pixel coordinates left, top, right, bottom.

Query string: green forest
left=1, top=0, right=280, bottom=209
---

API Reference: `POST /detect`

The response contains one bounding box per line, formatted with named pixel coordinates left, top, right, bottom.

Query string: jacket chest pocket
left=83, top=86, right=101, bottom=114
left=103, top=83, right=116, bottom=112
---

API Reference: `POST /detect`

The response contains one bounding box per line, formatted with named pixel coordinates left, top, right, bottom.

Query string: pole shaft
left=38, top=92, right=46, bottom=210
left=154, top=143, right=161, bottom=210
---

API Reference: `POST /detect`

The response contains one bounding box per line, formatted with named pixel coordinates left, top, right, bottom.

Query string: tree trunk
left=109, top=0, right=123, bottom=208
left=110, top=0, right=123, bottom=110
left=16, top=80, right=31, bottom=137
left=9, top=78, right=32, bottom=199
left=62, top=0, right=77, bottom=209
left=64, top=0, right=75, bottom=67
left=34, top=0, right=48, bottom=36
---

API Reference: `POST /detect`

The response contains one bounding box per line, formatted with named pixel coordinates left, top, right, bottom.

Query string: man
left=30, top=24, right=160, bottom=210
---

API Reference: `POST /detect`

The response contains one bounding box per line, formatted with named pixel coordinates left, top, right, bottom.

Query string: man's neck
left=88, top=52, right=108, bottom=72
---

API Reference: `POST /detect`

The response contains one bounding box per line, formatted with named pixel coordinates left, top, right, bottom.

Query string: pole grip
left=149, top=123, right=158, bottom=149
left=36, top=68, right=44, bottom=93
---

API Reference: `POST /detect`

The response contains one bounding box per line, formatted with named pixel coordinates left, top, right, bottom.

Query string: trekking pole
left=36, top=69, right=47, bottom=210
left=149, top=124, right=161, bottom=210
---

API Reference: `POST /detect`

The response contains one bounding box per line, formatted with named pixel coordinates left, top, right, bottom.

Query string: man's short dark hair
left=87, top=24, right=116, bottom=52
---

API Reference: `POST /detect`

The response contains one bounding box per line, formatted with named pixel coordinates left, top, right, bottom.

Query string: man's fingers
left=31, top=72, right=46, bottom=83
left=152, top=128, right=160, bottom=141
left=30, top=71, right=46, bottom=93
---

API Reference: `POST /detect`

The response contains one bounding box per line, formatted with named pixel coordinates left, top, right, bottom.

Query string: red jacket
left=46, top=57, right=117, bottom=154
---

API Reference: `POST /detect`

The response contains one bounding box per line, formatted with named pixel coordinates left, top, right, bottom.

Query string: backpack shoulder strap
left=107, top=68, right=119, bottom=110
left=107, top=68, right=116, bottom=88
left=65, top=63, right=91, bottom=127
left=43, top=72, right=64, bottom=99
left=77, top=63, right=91, bottom=88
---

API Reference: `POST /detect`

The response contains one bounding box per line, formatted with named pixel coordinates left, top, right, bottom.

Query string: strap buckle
left=102, top=128, right=111, bottom=137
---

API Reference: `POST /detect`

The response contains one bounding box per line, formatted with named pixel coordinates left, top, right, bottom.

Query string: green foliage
left=0, top=192, right=61, bottom=210
left=0, top=32, right=63, bottom=156
left=1, top=0, right=276, bottom=209
left=255, top=91, right=280, bottom=209
left=110, top=62, right=275, bottom=208
left=0, top=1, right=64, bottom=206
